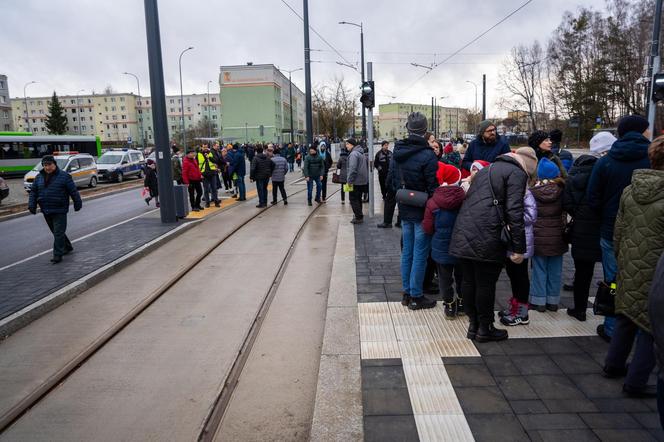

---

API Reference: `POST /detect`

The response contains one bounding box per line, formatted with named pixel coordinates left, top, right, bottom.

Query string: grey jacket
left=347, top=146, right=368, bottom=185
left=271, top=154, right=288, bottom=182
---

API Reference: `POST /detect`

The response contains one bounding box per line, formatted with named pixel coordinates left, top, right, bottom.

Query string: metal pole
left=207, top=80, right=212, bottom=138
left=360, top=23, right=366, bottom=141
left=23, top=81, right=36, bottom=133
left=123, top=72, right=144, bottom=150
left=143, top=0, right=176, bottom=223
left=431, top=97, right=434, bottom=137
left=648, top=0, right=663, bottom=138
left=482, top=74, right=486, bottom=121
left=178, top=46, right=194, bottom=149
left=76, top=89, right=84, bottom=134
left=289, top=72, right=294, bottom=143
left=367, top=62, right=375, bottom=218
left=303, top=0, right=313, bottom=146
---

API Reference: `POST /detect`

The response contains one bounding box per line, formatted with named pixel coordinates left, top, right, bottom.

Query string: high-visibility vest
left=197, top=152, right=217, bottom=173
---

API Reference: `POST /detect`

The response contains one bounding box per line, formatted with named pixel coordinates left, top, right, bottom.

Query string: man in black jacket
left=388, top=112, right=439, bottom=310
left=450, top=147, right=537, bottom=342
left=374, top=140, right=392, bottom=199
left=250, top=145, right=274, bottom=208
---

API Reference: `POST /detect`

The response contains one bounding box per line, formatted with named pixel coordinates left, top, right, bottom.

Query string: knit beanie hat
left=470, top=160, right=489, bottom=172
left=617, top=115, right=649, bottom=138
left=537, top=157, right=560, bottom=180
left=514, top=146, right=538, bottom=177
left=589, top=131, right=616, bottom=155
left=549, top=128, right=563, bottom=144
left=436, top=163, right=462, bottom=186
left=406, top=112, right=428, bottom=135
left=528, top=130, right=550, bottom=150
left=477, top=120, right=494, bottom=137
left=41, top=155, right=56, bottom=165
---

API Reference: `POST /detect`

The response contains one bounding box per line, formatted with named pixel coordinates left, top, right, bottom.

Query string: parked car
left=96, top=149, right=145, bottom=183
left=24, top=152, right=98, bottom=191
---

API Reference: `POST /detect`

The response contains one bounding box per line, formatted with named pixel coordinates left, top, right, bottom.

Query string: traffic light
left=360, top=81, right=375, bottom=109
left=653, top=73, right=664, bottom=102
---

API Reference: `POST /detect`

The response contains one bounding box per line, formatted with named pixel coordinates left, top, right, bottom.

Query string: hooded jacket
left=28, top=167, right=82, bottom=215
left=461, top=132, right=511, bottom=171
left=336, top=149, right=349, bottom=184
left=563, top=155, right=602, bottom=262
left=250, top=153, right=274, bottom=181
left=386, top=135, right=439, bottom=222
left=303, top=152, right=325, bottom=178
left=531, top=180, right=568, bottom=257
left=422, top=185, right=466, bottom=264
left=347, top=145, right=369, bottom=186
left=586, top=131, right=651, bottom=241
left=374, top=148, right=393, bottom=176
left=450, top=155, right=528, bottom=262
left=508, top=188, right=537, bottom=259
left=181, top=156, right=202, bottom=184
left=614, top=169, right=664, bottom=333
left=230, top=147, right=247, bottom=177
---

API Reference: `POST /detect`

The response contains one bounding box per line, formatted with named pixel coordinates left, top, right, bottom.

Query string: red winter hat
left=436, top=163, right=462, bottom=186
left=444, top=142, right=454, bottom=154
left=471, top=160, right=489, bottom=172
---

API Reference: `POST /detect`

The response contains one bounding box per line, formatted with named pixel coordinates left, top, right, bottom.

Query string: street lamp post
left=284, top=67, right=303, bottom=143
left=178, top=46, right=194, bottom=149
left=76, top=89, right=85, bottom=134
left=123, top=72, right=145, bottom=151
left=339, top=21, right=365, bottom=140
left=23, top=81, right=37, bottom=133
left=207, top=80, right=212, bottom=139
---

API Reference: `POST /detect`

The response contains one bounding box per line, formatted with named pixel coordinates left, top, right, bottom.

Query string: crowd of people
left=372, top=111, right=664, bottom=406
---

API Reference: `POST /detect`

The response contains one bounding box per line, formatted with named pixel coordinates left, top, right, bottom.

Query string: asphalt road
left=0, top=188, right=156, bottom=269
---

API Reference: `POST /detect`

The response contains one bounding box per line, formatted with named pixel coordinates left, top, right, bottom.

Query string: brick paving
left=353, top=217, right=662, bottom=442
left=0, top=215, right=181, bottom=320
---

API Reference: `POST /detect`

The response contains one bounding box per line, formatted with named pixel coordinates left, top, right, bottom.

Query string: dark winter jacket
left=303, top=153, right=325, bottom=178
left=586, top=131, right=651, bottom=241
left=450, top=155, right=528, bottom=263
left=144, top=167, right=158, bottom=195
left=563, top=155, right=602, bottom=262
left=336, top=150, right=349, bottom=184
left=181, top=156, right=202, bottom=184
left=614, top=169, right=664, bottom=333
left=531, top=180, right=568, bottom=257
left=271, top=154, right=288, bottom=182
left=171, top=154, right=182, bottom=183
left=374, top=148, right=392, bottom=176
left=559, top=149, right=574, bottom=172
left=28, top=167, right=82, bottom=215
left=422, top=185, right=466, bottom=265
left=347, top=146, right=369, bottom=186
left=321, top=150, right=333, bottom=173
left=461, top=135, right=511, bottom=171
left=230, top=148, right=246, bottom=177
left=285, top=146, right=296, bottom=162
left=386, top=135, right=438, bottom=222
left=250, top=153, right=274, bottom=181
left=246, top=145, right=255, bottom=162
left=648, top=252, right=664, bottom=379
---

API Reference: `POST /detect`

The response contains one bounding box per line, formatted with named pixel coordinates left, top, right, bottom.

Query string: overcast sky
left=4, top=0, right=606, bottom=116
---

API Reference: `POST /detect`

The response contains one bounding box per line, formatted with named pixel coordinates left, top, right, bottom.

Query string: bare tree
left=313, top=77, right=358, bottom=139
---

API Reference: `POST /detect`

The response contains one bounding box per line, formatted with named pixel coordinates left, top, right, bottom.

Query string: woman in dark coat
left=336, top=147, right=349, bottom=204
left=562, top=154, right=602, bottom=320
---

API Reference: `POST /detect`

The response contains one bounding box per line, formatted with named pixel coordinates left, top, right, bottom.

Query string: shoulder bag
left=488, top=165, right=513, bottom=248
left=395, top=166, right=429, bottom=208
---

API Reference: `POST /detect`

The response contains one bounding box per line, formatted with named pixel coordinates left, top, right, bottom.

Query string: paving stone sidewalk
left=354, top=217, right=662, bottom=442
left=0, top=215, right=182, bottom=320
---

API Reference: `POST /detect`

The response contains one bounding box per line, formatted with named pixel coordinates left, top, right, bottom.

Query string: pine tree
left=45, top=92, right=68, bottom=135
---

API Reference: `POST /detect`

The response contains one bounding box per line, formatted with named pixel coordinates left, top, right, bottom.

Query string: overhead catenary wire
left=279, top=0, right=358, bottom=71
left=394, top=0, right=535, bottom=99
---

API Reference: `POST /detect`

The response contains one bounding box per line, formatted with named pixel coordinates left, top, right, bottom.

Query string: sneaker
left=341, top=200, right=345, bottom=204
left=546, top=303, right=559, bottom=312
left=350, top=218, right=364, bottom=224
left=567, top=308, right=586, bottom=321
left=467, top=322, right=479, bottom=340
left=376, top=223, right=392, bottom=228
left=500, top=302, right=530, bottom=326
left=214, top=201, right=221, bottom=208
left=597, top=324, right=611, bottom=343
left=401, top=293, right=411, bottom=306
left=498, top=298, right=517, bottom=318
left=476, top=323, right=509, bottom=342
left=530, top=303, right=546, bottom=313
left=444, top=299, right=458, bottom=319
left=623, top=384, right=657, bottom=398
left=408, top=296, right=437, bottom=310
left=192, top=207, right=200, bottom=212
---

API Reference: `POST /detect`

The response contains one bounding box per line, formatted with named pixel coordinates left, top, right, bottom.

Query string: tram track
left=0, top=183, right=337, bottom=440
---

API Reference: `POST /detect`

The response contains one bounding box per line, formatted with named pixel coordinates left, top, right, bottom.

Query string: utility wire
left=279, top=0, right=358, bottom=71
left=395, top=0, right=534, bottom=99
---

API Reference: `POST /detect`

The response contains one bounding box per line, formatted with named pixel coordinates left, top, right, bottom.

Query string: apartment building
left=378, top=103, right=469, bottom=140
left=0, top=75, right=13, bottom=131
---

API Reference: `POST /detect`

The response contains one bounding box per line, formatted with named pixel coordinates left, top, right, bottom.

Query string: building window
left=112, top=115, right=117, bottom=120
left=171, top=125, right=176, bottom=130
left=73, top=117, right=77, bottom=122
left=0, top=81, right=4, bottom=88
left=2, top=111, right=7, bottom=119
left=122, top=124, right=127, bottom=128
left=70, top=99, right=75, bottom=104
left=111, top=106, right=116, bottom=111
left=212, top=97, right=217, bottom=102
left=37, top=100, right=42, bottom=105
left=114, top=124, right=118, bottom=129
left=111, top=97, right=116, bottom=102
left=188, top=116, right=191, bottom=121
left=73, top=126, right=78, bottom=131
left=88, top=99, right=92, bottom=104
left=107, top=124, right=110, bottom=129
left=71, top=108, right=76, bottom=113
left=39, top=109, right=44, bottom=114
left=105, top=116, right=109, bottom=121
left=120, top=97, right=125, bottom=102
left=187, top=107, right=191, bottom=112
left=121, top=106, right=125, bottom=111
left=212, top=114, right=217, bottom=120
left=169, top=99, right=174, bottom=104
left=82, top=125, right=86, bottom=131
left=121, top=115, right=126, bottom=120
left=170, top=108, right=174, bottom=113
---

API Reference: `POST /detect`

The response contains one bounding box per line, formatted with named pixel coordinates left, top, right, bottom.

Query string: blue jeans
left=529, top=255, right=563, bottom=306
left=605, top=315, right=656, bottom=389
left=306, top=177, right=322, bottom=202
left=235, top=176, right=246, bottom=200
left=203, top=175, right=219, bottom=203
left=401, top=220, right=432, bottom=298
left=255, top=179, right=268, bottom=206
left=44, top=213, right=73, bottom=258
left=600, top=238, right=617, bottom=336
left=288, top=161, right=294, bottom=172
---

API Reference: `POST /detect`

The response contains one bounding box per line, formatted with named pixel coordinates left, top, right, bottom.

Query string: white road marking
left=0, top=209, right=158, bottom=272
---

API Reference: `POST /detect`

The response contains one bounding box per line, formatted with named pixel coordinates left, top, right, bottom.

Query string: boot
left=401, top=293, right=411, bottom=306
left=475, top=323, right=508, bottom=343
left=567, top=308, right=586, bottom=321
left=466, top=321, right=479, bottom=340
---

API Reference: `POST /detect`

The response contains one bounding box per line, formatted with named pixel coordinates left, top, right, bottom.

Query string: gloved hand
left=74, top=204, right=82, bottom=212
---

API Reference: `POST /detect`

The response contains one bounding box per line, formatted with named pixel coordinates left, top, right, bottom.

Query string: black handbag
left=487, top=165, right=513, bottom=248
left=332, top=171, right=341, bottom=184
left=395, top=167, right=428, bottom=207
left=593, top=281, right=616, bottom=316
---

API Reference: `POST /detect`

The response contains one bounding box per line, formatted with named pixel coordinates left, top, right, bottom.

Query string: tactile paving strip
left=414, top=414, right=474, bottom=442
